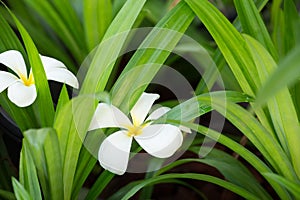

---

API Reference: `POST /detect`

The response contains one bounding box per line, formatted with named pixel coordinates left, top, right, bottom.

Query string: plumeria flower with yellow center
left=89, top=92, right=191, bottom=175
left=0, top=50, right=79, bottom=107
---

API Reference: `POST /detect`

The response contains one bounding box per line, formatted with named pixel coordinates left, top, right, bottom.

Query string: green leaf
left=255, top=46, right=300, bottom=107
left=54, top=95, right=97, bottom=200
left=201, top=96, right=298, bottom=181
left=264, top=173, right=300, bottom=198
left=19, top=144, right=42, bottom=200
left=0, top=94, right=38, bottom=131
left=158, top=91, right=251, bottom=123
left=169, top=121, right=291, bottom=199
left=0, top=189, right=16, bottom=200
left=111, top=1, right=195, bottom=113
left=185, top=0, right=275, bottom=143
left=23, top=0, right=86, bottom=62
left=0, top=12, right=24, bottom=53
left=195, top=0, right=269, bottom=94
left=24, top=128, right=64, bottom=200
left=121, top=173, right=259, bottom=200
left=0, top=10, right=38, bottom=131
left=185, top=0, right=258, bottom=96
left=157, top=148, right=272, bottom=200
left=283, top=0, right=299, bottom=54
left=8, top=9, right=55, bottom=127
left=234, top=0, right=278, bottom=60
left=71, top=147, right=97, bottom=200
left=109, top=179, right=205, bottom=200
left=12, top=178, right=32, bottom=200
left=84, top=171, right=114, bottom=200
left=245, top=35, right=300, bottom=178
left=80, top=0, right=147, bottom=94
left=270, top=0, right=284, bottom=57
left=83, top=0, right=112, bottom=50
left=54, top=85, right=69, bottom=118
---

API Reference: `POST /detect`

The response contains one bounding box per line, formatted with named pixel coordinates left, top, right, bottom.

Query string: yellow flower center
left=20, top=72, right=34, bottom=86
left=127, top=125, right=143, bottom=137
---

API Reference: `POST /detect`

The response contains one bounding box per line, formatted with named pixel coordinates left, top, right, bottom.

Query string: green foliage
left=0, top=0, right=300, bottom=199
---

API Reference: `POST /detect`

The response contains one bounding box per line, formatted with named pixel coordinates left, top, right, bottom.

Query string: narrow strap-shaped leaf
left=270, top=0, right=284, bottom=57
left=23, top=0, right=86, bottom=62
left=54, top=84, right=69, bottom=119
left=199, top=96, right=297, bottom=181
left=185, top=0, right=258, bottom=96
left=71, top=147, right=97, bottom=199
left=24, top=128, right=64, bottom=200
left=111, top=1, right=194, bottom=113
left=8, top=9, right=55, bottom=127
left=54, top=95, right=98, bottom=200
left=171, top=122, right=291, bottom=200
left=255, top=46, right=300, bottom=108
left=80, top=0, right=146, bottom=94
left=195, top=0, right=269, bottom=95
left=264, top=173, right=300, bottom=198
left=84, top=0, right=112, bottom=51
left=121, top=173, right=259, bottom=200
left=0, top=189, right=16, bottom=200
left=234, top=0, right=278, bottom=60
left=19, top=144, right=42, bottom=200
left=245, top=35, right=300, bottom=178
left=156, top=148, right=271, bottom=200
left=12, top=178, right=32, bottom=200
left=51, top=0, right=85, bottom=46
left=157, top=91, right=251, bottom=123
left=0, top=12, right=24, bottom=53
left=185, top=0, right=275, bottom=137
left=109, top=179, right=205, bottom=200
left=283, top=0, right=299, bottom=55
left=0, top=10, right=38, bottom=131
left=84, top=171, right=114, bottom=200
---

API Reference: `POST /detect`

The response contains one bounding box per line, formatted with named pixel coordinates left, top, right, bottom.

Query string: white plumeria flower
left=89, top=92, right=191, bottom=175
left=0, top=50, right=79, bottom=107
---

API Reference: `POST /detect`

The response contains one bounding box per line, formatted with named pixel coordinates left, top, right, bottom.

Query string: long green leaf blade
left=264, top=173, right=300, bottom=198
left=8, top=10, right=55, bottom=126
left=24, top=128, right=64, bottom=200
left=84, top=0, right=112, bottom=50
left=121, top=173, right=259, bottom=200
left=185, top=0, right=257, bottom=96
left=111, top=1, right=195, bottom=112
left=245, top=35, right=300, bottom=178
left=234, top=0, right=278, bottom=60
left=19, top=144, right=42, bottom=200
left=80, top=0, right=146, bottom=94
left=12, top=178, right=32, bottom=200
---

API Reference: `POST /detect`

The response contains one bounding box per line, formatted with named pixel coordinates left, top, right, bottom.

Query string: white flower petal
left=89, top=103, right=132, bottom=131
left=98, top=130, right=132, bottom=175
left=7, top=82, right=37, bottom=107
left=0, top=50, right=27, bottom=76
left=40, top=55, right=79, bottom=89
left=0, top=71, right=18, bottom=93
left=130, top=92, right=159, bottom=125
left=135, top=124, right=183, bottom=158
left=179, top=125, right=192, bottom=133
left=147, top=107, right=191, bottom=133
left=45, top=68, right=79, bottom=89
left=147, top=106, right=171, bottom=121
left=39, top=55, right=67, bottom=70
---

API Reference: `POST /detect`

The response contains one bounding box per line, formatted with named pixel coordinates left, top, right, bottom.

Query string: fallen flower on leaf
left=0, top=50, right=79, bottom=107
left=89, top=92, right=191, bottom=175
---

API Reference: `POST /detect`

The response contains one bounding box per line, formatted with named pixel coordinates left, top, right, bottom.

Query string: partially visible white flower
left=89, top=92, right=191, bottom=175
left=0, top=50, right=79, bottom=107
